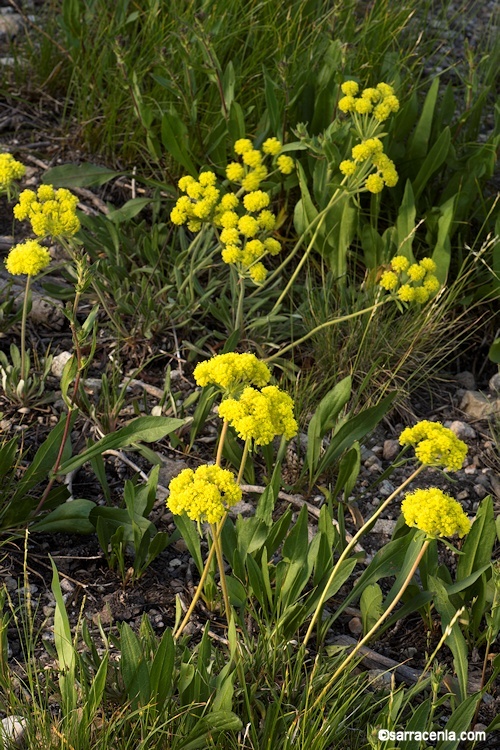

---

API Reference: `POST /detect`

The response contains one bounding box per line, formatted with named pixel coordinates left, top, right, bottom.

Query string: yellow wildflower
left=198, top=171, right=217, bottom=187
left=397, top=284, right=416, bottom=302
left=234, top=138, right=253, bottom=155
left=262, top=137, right=282, bottom=155
left=226, top=162, right=245, bottom=182
left=355, top=98, right=373, bottom=114
left=243, top=190, right=270, bottom=212
left=257, top=210, right=276, bottom=230
left=379, top=270, right=398, bottom=290
left=407, top=263, right=426, bottom=282
left=244, top=239, right=265, bottom=260
left=242, top=149, right=263, bottom=169
left=414, top=286, right=430, bottom=304
left=365, top=174, right=384, bottom=193
left=220, top=227, right=241, bottom=245
left=14, top=186, right=80, bottom=238
left=220, top=211, right=239, bottom=229
left=341, top=81, right=359, bottom=97
left=5, top=239, right=51, bottom=276
left=193, top=352, right=271, bottom=391
left=219, top=193, right=239, bottom=211
left=423, top=275, right=440, bottom=294
left=401, top=488, right=470, bottom=538
left=221, top=245, right=241, bottom=264
left=399, top=420, right=468, bottom=471
left=391, top=255, right=410, bottom=273
left=276, top=155, right=294, bottom=175
left=376, top=82, right=395, bottom=97
left=218, top=385, right=298, bottom=445
left=338, top=96, right=356, bottom=113
left=361, top=87, right=380, bottom=102
left=264, top=237, right=281, bottom=255
left=167, top=465, right=242, bottom=524
left=0, top=153, right=25, bottom=194
left=420, top=257, right=437, bottom=273
left=339, top=160, right=357, bottom=176
left=249, top=262, right=267, bottom=284
left=238, top=215, right=259, bottom=237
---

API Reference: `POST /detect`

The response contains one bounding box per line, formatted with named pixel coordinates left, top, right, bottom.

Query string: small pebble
left=464, top=466, right=476, bottom=475
left=382, top=439, right=400, bottom=461
left=473, top=484, right=488, bottom=499
left=457, top=490, right=469, bottom=501
left=0, top=716, right=27, bottom=747
left=348, top=617, right=362, bottom=634
left=448, top=420, right=476, bottom=439
left=378, top=480, right=395, bottom=497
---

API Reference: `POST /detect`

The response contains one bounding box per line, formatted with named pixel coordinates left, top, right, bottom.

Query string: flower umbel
left=218, top=385, right=298, bottom=445
left=14, top=186, right=80, bottom=238
left=167, top=465, right=242, bottom=524
left=401, top=488, right=471, bottom=537
left=399, top=420, right=468, bottom=471
left=0, top=153, right=25, bottom=198
left=5, top=240, right=51, bottom=276
left=193, top=352, right=271, bottom=393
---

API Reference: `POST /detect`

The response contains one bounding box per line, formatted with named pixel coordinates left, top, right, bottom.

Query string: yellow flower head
left=14, top=186, right=80, bottom=238
left=193, top=352, right=271, bottom=392
left=365, top=174, right=384, bottom=193
left=249, top=262, right=267, bottom=284
left=234, top=138, right=253, bottom=155
left=376, top=82, right=395, bottom=98
left=219, top=193, right=239, bottom=211
left=238, top=215, right=259, bottom=237
left=341, top=80, right=359, bottom=97
left=243, top=190, right=270, bottom=213
left=264, top=237, right=281, bottom=255
left=257, top=209, right=276, bottom=230
left=397, top=284, right=416, bottom=302
left=419, top=257, right=437, bottom=273
left=361, top=87, right=380, bottom=103
left=167, top=464, right=242, bottom=524
left=218, top=385, right=298, bottom=445
left=379, top=270, right=398, bottom=290
left=262, top=137, right=282, bottom=155
left=242, top=149, right=263, bottom=169
left=338, top=95, right=356, bottom=113
left=401, top=488, right=470, bottom=538
left=0, top=153, right=26, bottom=195
left=244, top=239, right=265, bottom=260
left=221, top=245, right=241, bottom=264
left=276, top=155, right=294, bottom=175
left=220, top=210, right=239, bottom=229
left=407, top=263, right=426, bottom=282
left=198, top=171, right=217, bottom=187
left=391, top=255, right=410, bottom=273
left=399, top=420, right=468, bottom=471
left=5, top=239, right=51, bottom=276
left=423, top=275, right=440, bottom=294
left=242, top=167, right=267, bottom=192
left=220, top=227, right=241, bottom=246
left=355, top=98, right=373, bottom=115
left=226, top=162, right=245, bottom=182
left=339, top=160, right=357, bottom=176
left=414, top=286, right=429, bottom=304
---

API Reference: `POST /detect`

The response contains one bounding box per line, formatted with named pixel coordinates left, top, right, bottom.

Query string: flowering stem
left=237, top=439, right=251, bottom=485
left=311, top=538, right=430, bottom=711
left=172, top=537, right=218, bottom=639
left=302, top=463, right=425, bottom=647
left=216, top=420, right=229, bottom=467
left=211, top=522, right=232, bottom=626
left=20, top=275, right=31, bottom=386
left=235, top=274, right=246, bottom=335
left=265, top=300, right=388, bottom=362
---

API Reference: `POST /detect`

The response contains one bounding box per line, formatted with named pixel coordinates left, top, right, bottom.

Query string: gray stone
left=372, top=519, right=397, bottom=536
left=0, top=716, right=27, bottom=747
left=489, top=373, right=500, bottom=393
left=448, top=420, right=476, bottom=439
left=473, top=484, right=488, bottom=499
left=382, top=439, right=400, bottom=461
left=348, top=617, right=362, bottom=634
left=378, top=480, right=395, bottom=497
left=158, top=457, right=189, bottom=485
left=455, top=371, right=476, bottom=390
left=460, top=390, right=500, bottom=420
left=0, top=13, right=23, bottom=40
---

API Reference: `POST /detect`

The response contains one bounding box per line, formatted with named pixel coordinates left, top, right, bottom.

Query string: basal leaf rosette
left=167, top=464, right=242, bottom=524
left=218, top=385, right=298, bottom=445
left=379, top=256, right=441, bottom=304
left=399, top=420, right=467, bottom=471
left=193, top=352, right=271, bottom=395
left=14, top=185, right=80, bottom=238
left=170, top=137, right=293, bottom=283
left=401, top=488, right=470, bottom=538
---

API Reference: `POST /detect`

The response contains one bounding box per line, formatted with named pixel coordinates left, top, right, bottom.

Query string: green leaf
left=429, top=574, right=469, bottom=702
left=50, top=557, right=77, bottom=713
left=179, top=711, right=242, bottom=750
left=106, top=197, right=151, bottom=224
left=119, top=622, right=151, bottom=709
left=58, top=417, right=184, bottom=474
left=407, top=78, right=440, bottom=162
left=42, top=163, right=123, bottom=187
left=435, top=694, right=480, bottom=750
left=173, top=513, right=203, bottom=575
left=457, top=495, right=496, bottom=580
left=331, top=443, right=360, bottom=502
left=395, top=180, right=416, bottom=260
left=431, top=194, right=455, bottom=283
left=489, top=338, right=500, bottom=364
left=360, top=583, right=383, bottom=634
left=30, top=499, right=96, bottom=534
left=89, top=507, right=154, bottom=543
left=149, top=628, right=174, bottom=711
left=413, top=127, right=451, bottom=200
left=306, top=375, right=351, bottom=482
left=161, top=109, right=197, bottom=176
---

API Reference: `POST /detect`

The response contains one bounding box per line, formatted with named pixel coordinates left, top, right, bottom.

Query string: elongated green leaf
left=58, top=417, right=184, bottom=474
left=395, top=180, right=416, bottom=259
left=413, top=127, right=451, bottom=200
left=173, top=513, right=203, bottom=574
left=431, top=194, right=455, bottom=283
left=399, top=701, right=431, bottom=750
left=361, top=583, right=383, bottom=634
left=149, top=628, right=174, bottom=711
left=50, top=557, right=77, bottom=713
left=179, top=711, right=242, bottom=750
left=89, top=507, right=154, bottom=543
left=384, top=531, right=426, bottom=608
left=307, top=376, right=351, bottom=482
left=106, top=197, right=151, bottom=223
left=457, top=495, right=495, bottom=580
left=82, top=652, right=109, bottom=728
left=161, top=110, right=197, bottom=176
left=407, top=78, right=440, bottom=162
left=435, top=694, right=480, bottom=750
left=429, top=575, right=469, bottom=702
left=31, top=498, right=96, bottom=534
left=120, top=622, right=150, bottom=709
left=42, top=163, right=123, bottom=187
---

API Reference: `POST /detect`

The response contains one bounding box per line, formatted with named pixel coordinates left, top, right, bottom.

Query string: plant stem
left=172, top=538, right=218, bottom=639
left=311, top=538, right=430, bottom=710
left=302, top=463, right=425, bottom=647
left=20, top=275, right=31, bottom=388
left=235, top=274, right=246, bottom=335
left=216, top=420, right=229, bottom=466
left=265, top=300, right=388, bottom=362
left=237, top=439, right=251, bottom=484
left=211, top=522, right=232, bottom=625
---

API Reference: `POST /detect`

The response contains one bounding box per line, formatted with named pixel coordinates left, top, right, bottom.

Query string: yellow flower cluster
left=170, top=138, right=292, bottom=283
left=14, top=186, right=80, bottom=238
left=193, top=352, right=271, bottom=393
left=401, top=488, right=470, bottom=538
left=0, top=153, right=25, bottom=195
left=339, top=81, right=400, bottom=122
left=399, top=420, right=468, bottom=471
left=5, top=240, right=51, bottom=276
left=340, top=138, right=398, bottom=193
left=218, top=385, right=298, bottom=445
left=379, top=256, right=440, bottom=303
left=167, top=464, right=242, bottom=524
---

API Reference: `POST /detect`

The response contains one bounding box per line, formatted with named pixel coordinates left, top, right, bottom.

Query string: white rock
left=30, top=296, right=64, bottom=328
left=0, top=716, right=27, bottom=747
left=489, top=373, right=500, bottom=393
left=448, top=420, right=476, bottom=439
left=51, top=351, right=72, bottom=378
left=460, top=391, right=500, bottom=420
